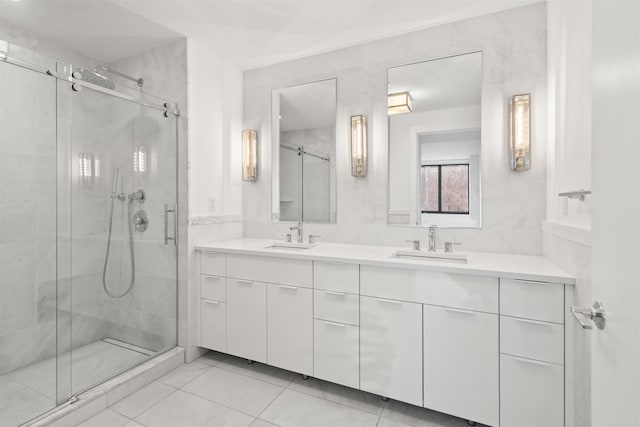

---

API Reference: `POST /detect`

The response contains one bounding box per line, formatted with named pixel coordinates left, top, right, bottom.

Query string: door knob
left=571, top=300, right=606, bottom=330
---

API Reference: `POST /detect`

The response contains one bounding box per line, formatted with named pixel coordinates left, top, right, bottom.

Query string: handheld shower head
left=111, top=168, right=119, bottom=198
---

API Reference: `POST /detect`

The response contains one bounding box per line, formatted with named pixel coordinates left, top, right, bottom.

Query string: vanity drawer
left=360, top=266, right=498, bottom=313
left=314, top=319, right=359, bottom=389
left=200, top=275, right=226, bottom=301
left=314, top=290, right=359, bottom=326
left=500, top=354, right=564, bottom=427
left=227, top=254, right=312, bottom=288
left=313, top=261, right=359, bottom=294
left=500, top=316, right=564, bottom=364
left=199, top=299, right=226, bottom=352
left=201, top=251, right=225, bottom=276
left=500, top=279, right=564, bottom=323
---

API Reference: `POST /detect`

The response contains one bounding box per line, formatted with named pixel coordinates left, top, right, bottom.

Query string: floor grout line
left=177, top=386, right=272, bottom=420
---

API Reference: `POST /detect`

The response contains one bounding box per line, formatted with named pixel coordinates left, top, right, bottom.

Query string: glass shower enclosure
left=0, top=40, right=178, bottom=426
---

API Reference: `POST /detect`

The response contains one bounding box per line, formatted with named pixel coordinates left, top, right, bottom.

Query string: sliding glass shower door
left=62, top=83, right=178, bottom=397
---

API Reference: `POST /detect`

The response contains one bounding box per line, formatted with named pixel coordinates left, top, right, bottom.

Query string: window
left=420, top=164, right=469, bottom=214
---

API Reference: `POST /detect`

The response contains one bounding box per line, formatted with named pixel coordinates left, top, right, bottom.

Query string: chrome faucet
left=290, top=222, right=303, bottom=243
left=427, top=225, right=437, bottom=252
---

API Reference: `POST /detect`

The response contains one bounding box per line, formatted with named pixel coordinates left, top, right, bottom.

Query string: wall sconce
left=242, top=129, right=258, bottom=182
left=133, top=145, right=146, bottom=174
left=78, top=152, right=100, bottom=189
left=350, top=115, right=368, bottom=177
left=510, top=93, right=531, bottom=171
left=388, top=92, right=412, bottom=115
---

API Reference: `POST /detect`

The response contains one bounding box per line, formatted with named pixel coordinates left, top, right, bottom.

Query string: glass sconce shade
left=350, top=115, right=368, bottom=177
left=388, top=92, right=412, bottom=115
left=133, top=145, right=146, bottom=174
left=510, top=93, right=531, bottom=171
left=242, top=129, right=258, bottom=182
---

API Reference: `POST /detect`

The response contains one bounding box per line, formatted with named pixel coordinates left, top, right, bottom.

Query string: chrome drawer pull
left=323, top=321, right=346, bottom=328
left=325, top=291, right=347, bottom=297
left=279, top=285, right=298, bottom=291
left=514, top=317, right=550, bottom=326
left=377, top=298, right=402, bottom=305
left=444, top=307, right=475, bottom=315
left=236, top=280, right=254, bottom=285
left=204, top=275, right=220, bottom=280
left=203, top=300, right=220, bottom=305
left=511, top=278, right=551, bottom=285
left=317, top=261, right=346, bottom=266
left=513, top=356, right=551, bottom=367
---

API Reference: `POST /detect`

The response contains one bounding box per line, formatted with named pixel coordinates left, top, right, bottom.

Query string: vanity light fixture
left=242, top=129, right=258, bottom=182
left=350, top=115, right=368, bottom=177
left=388, top=92, right=412, bottom=115
left=509, top=93, right=531, bottom=171
left=133, top=145, right=146, bottom=174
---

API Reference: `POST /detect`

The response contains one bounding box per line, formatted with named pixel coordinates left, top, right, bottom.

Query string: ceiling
left=0, top=0, right=541, bottom=69
left=0, top=0, right=182, bottom=63
left=388, top=51, right=482, bottom=113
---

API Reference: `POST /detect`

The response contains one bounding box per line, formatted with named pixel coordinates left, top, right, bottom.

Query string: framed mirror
left=387, top=52, right=482, bottom=228
left=272, top=79, right=337, bottom=223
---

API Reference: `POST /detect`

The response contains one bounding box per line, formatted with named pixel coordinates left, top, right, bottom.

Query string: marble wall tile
left=243, top=3, right=548, bottom=255
left=543, top=227, right=591, bottom=427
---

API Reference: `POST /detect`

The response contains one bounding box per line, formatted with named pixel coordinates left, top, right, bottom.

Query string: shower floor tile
left=0, top=339, right=152, bottom=426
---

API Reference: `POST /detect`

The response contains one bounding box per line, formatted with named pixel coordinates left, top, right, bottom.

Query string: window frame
left=420, top=162, right=470, bottom=215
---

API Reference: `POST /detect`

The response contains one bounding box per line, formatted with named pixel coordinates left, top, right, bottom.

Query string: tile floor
left=76, top=351, right=486, bottom=427
left=0, top=340, right=150, bottom=427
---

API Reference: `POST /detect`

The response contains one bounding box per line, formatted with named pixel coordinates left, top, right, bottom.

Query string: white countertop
left=194, top=238, right=575, bottom=284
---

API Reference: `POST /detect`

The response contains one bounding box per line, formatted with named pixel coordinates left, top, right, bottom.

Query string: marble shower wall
left=0, top=28, right=109, bottom=375
left=243, top=3, right=548, bottom=255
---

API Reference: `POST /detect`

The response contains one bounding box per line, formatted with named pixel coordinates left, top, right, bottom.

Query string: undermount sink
left=265, top=242, right=316, bottom=250
left=391, top=250, right=468, bottom=264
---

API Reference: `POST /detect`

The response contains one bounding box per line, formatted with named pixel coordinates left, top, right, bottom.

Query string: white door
left=591, top=2, right=640, bottom=425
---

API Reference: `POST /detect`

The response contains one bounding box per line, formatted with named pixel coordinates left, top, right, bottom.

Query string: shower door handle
left=164, top=203, right=177, bottom=246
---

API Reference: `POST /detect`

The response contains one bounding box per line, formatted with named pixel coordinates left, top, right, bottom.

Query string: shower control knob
left=133, top=210, right=149, bottom=232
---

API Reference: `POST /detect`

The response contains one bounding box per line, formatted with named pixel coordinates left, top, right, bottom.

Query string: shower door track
left=0, top=46, right=180, bottom=117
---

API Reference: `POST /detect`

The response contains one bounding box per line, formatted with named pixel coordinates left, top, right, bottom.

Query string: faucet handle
left=444, top=242, right=461, bottom=253
left=309, top=234, right=321, bottom=244
left=405, top=240, right=420, bottom=250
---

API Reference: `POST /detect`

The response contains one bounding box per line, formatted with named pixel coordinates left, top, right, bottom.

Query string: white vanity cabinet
left=313, top=261, right=360, bottom=389
left=360, top=295, right=423, bottom=406
left=199, top=275, right=227, bottom=352
left=267, top=283, right=313, bottom=375
left=196, top=245, right=573, bottom=427
left=423, top=305, right=499, bottom=426
left=499, top=279, right=565, bottom=427
left=226, top=278, right=267, bottom=362
left=198, top=252, right=227, bottom=352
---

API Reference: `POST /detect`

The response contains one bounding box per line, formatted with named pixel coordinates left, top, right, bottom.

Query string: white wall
left=185, top=39, right=244, bottom=361
left=188, top=39, right=243, bottom=220
left=243, top=3, right=548, bottom=255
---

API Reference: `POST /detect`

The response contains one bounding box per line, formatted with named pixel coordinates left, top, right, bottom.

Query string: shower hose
left=102, top=190, right=135, bottom=299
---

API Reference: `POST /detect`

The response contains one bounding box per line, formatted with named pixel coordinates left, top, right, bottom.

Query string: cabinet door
left=423, top=305, right=498, bottom=426
left=199, top=300, right=226, bottom=352
left=267, top=284, right=313, bottom=375
left=501, top=354, right=564, bottom=427
left=314, top=319, right=359, bottom=389
left=360, top=296, right=422, bottom=406
left=227, top=279, right=267, bottom=362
